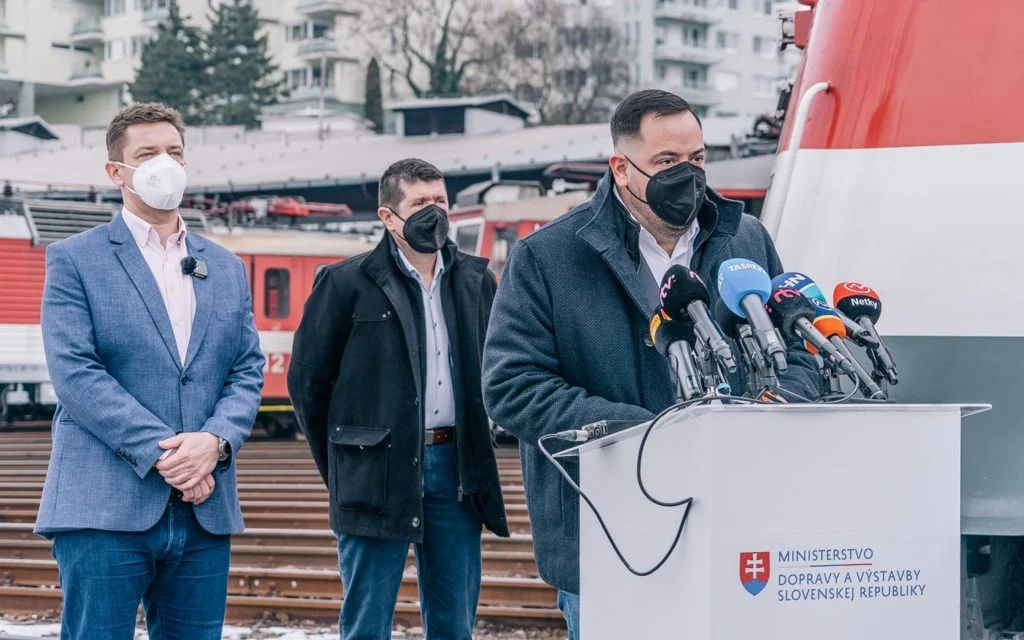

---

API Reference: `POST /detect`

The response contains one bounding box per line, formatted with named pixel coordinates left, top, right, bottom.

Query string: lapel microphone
left=180, top=256, right=208, bottom=279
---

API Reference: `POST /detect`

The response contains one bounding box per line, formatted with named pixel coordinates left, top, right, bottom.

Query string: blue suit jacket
left=34, top=213, right=265, bottom=536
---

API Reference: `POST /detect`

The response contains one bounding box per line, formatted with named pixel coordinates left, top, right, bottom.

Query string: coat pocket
left=328, top=426, right=391, bottom=514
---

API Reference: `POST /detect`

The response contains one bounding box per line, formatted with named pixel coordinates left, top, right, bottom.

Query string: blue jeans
left=337, top=442, right=483, bottom=640
left=558, top=590, right=580, bottom=640
left=52, top=499, right=231, bottom=640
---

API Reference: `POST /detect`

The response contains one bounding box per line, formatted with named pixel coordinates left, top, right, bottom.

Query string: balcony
left=654, top=42, right=723, bottom=66
left=69, top=63, right=104, bottom=82
left=296, top=37, right=352, bottom=62
left=661, top=82, right=720, bottom=106
left=654, top=2, right=723, bottom=25
left=142, top=5, right=171, bottom=24
left=0, top=18, right=23, bottom=38
left=296, top=0, right=358, bottom=20
left=70, top=20, right=104, bottom=46
left=284, top=85, right=335, bottom=102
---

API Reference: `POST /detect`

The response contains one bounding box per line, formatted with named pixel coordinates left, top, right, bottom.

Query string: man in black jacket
left=288, top=158, right=508, bottom=640
left=482, top=90, right=820, bottom=638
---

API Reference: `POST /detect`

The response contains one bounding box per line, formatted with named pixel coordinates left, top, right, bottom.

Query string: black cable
left=538, top=393, right=765, bottom=577
left=537, top=363, right=883, bottom=578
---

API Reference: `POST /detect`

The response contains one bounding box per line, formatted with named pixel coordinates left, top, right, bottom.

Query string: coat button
left=643, top=334, right=654, bottom=348
left=411, top=517, right=421, bottom=528
left=180, top=375, right=191, bottom=385
left=413, top=397, right=419, bottom=407
left=412, top=456, right=419, bottom=467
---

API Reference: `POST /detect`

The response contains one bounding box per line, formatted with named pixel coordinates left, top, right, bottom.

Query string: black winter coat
left=288, top=235, right=509, bottom=541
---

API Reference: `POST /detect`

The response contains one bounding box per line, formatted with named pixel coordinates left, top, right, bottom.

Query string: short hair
left=106, top=102, right=186, bottom=162
left=610, top=89, right=702, bottom=147
left=378, top=158, right=445, bottom=211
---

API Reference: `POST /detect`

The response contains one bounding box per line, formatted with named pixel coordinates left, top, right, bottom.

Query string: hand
left=181, top=474, right=216, bottom=505
left=155, top=432, right=220, bottom=491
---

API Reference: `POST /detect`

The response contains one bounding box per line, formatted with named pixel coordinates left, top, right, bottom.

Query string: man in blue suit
left=35, top=102, right=265, bottom=640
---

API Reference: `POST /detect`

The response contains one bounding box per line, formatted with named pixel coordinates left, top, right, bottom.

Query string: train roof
left=203, top=228, right=380, bottom=258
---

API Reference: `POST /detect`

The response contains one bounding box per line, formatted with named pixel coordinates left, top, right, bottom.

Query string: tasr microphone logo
left=739, top=551, right=771, bottom=596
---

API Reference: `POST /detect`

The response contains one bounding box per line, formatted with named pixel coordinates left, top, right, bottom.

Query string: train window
left=264, top=268, right=291, bottom=319
left=454, top=223, right=481, bottom=254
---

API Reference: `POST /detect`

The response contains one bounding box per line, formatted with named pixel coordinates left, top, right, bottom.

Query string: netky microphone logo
left=849, top=297, right=880, bottom=309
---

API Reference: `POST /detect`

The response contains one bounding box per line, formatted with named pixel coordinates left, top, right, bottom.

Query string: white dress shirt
left=613, top=187, right=700, bottom=284
left=397, top=250, right=456, bottom=430
left=122, top=208, right=196, bottom=365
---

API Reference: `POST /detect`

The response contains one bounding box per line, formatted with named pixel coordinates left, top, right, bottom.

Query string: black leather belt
left=425, top=426, right=454, bottom=446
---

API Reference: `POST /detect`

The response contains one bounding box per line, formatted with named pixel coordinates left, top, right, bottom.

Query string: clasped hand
left=155, top=432, right=220, bottom=505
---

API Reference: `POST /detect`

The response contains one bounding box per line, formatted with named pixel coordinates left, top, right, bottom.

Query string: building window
left=683, top=68, right=704, bottom=88
left=714, top=71, right=740, bottom=93
left=753, top=74, right=776, bottom=97
left=105, top=39, right=125, bottom=61
left=454, top=223, right=481, bottom=254
left=726, top=0, right=739, bottom=9
left=754, top=0, right=773, bottom=15
left=753, top=35, right=777, bottom=59
left=683, top=26, right=707, bottom=48
left=104, top=0, right=126, bottom=16
left=130, top=35, right=147, bottom=58
left=657, top=64, right=666, bottom=80
left=716, top=31, right=739, bottom=52
left=264, top=269, right=291, bottom=319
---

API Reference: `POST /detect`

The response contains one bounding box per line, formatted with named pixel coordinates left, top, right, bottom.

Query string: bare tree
left=468, top=0, right=631, bottom=125
left=353, top=0, right=494, bottom=98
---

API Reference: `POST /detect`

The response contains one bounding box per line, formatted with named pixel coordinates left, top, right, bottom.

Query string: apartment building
left=0, top=0, right=366, bottom=128
left=613, top=0, right=803, bottom=117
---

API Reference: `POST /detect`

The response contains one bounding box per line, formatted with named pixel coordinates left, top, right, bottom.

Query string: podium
left=562, top=404, right=987, bottom=639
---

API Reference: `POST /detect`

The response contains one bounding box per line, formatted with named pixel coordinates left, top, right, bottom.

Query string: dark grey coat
left=482, top=174, right=819, bottom=594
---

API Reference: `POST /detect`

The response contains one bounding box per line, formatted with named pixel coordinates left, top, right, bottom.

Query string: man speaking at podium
left=482, top=90, right=820, bottom=638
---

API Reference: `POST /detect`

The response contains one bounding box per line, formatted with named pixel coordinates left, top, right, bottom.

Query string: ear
left=377, top=206, right=395, bottom=229
left=609, top=154, right=630, bottom=189
left=105, top=161, right=126, bottom=188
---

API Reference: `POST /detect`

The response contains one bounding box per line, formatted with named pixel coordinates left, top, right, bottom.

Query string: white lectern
left=561, top=404, right=987, bottom=639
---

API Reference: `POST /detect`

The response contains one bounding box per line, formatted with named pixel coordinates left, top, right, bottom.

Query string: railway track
left=0, top=433, right=560, bottom=628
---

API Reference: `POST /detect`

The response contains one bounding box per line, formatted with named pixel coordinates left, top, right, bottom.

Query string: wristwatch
left=217, top=437, right=230, bottom=462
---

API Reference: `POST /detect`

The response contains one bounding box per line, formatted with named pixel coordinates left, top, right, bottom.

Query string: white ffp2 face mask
left=116, top=153, right=187, bottom=211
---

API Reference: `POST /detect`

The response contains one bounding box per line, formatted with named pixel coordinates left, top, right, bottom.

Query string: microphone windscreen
left=181, top=256, right=197, bottom=276
left=649, top=307, right=696, bottom=356
left=717, top=259, right=772, bottom=318
left=659, top=265, right=709, bottom=319
left=713, top=297, right=743, bottom=340
left=772, top=271, right=827, bottom=304
left=833, top=282, right=882, bottom=323
left=811, top=299, right=847, bottom=339
left=764, top=287, right=815, bottom=343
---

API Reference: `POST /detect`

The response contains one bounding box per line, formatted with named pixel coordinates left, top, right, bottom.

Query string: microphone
left=649, top=307, right=703, bottom=400
left=715, top=299, right=776, bottom=395
left=717, top=259, right=788, bottom=374
left=659, top=266, right=737, bottom=374
left=765, top=288, right=856, bottom=376
left=774, top=271, right=875, bottom=346
left=833, top=282, right=899, bottom=385
left=810, top=299, right=886, bottom=399
left=181, top=256, right=197, bottom=275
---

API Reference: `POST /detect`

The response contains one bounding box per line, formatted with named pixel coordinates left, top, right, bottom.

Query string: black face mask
left=389, top=204, right=450, bottom=254
left=624, top=156, right=707, bottom=228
